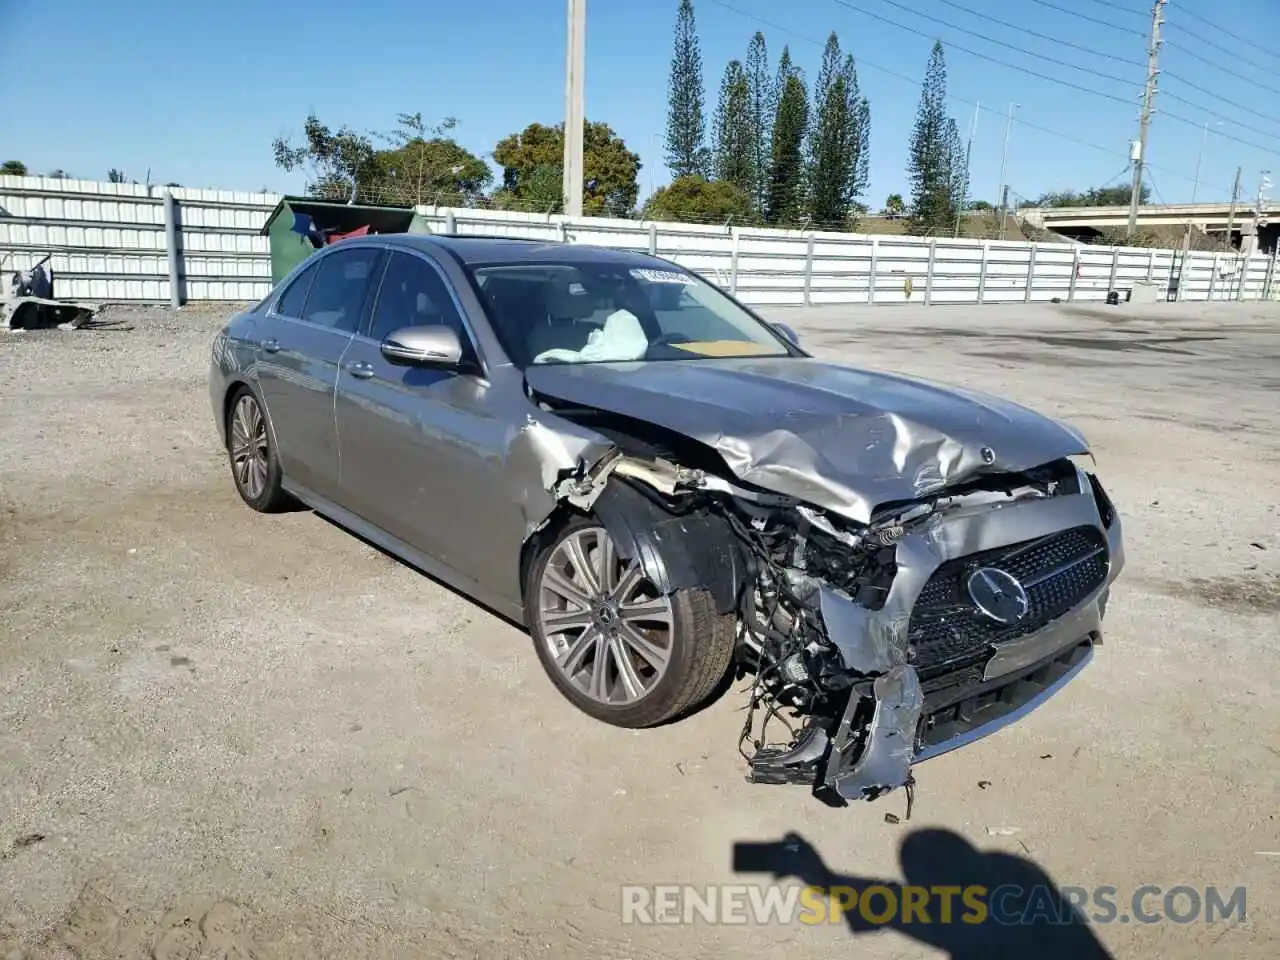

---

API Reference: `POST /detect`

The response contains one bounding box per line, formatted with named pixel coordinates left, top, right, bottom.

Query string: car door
left=255, top=246, right=383, bottom=500
left=335, top=249, right=515, bottom=584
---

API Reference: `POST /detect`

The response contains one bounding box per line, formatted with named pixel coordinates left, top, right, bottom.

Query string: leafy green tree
left=806, top=33, right=871, bottom=228
left=765, top=48, right=809, bottom=226
left=744, top=31, right=773, bottom=216
left=713, top=60, right=754, bottom=197
left=107, top=169, right=126, bottom=183
left=493, top=164, right=564, bottom=213
left=642, top=174, right=752, bottom=224
left=906, top=42, right=964, bottom=235
left=1, top=160, right=27, bottom=175
left=882, top=192, right=906, bottom=217
left=493, top=121, right=641, bottom=217
left=665, top=0, right=710, bottom=178
left=375, top=113, right=491, bottom=205
left=1036, top=184, right=1150, bottom=207
left=272, top=114, right=380, bottom=201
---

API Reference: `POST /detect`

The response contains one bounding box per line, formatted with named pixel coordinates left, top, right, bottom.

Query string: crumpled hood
left=525, top=356, right=1089, bottom=524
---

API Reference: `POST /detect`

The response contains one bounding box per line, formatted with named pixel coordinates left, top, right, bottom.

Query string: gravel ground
left=1, top=298, right=1277, bottom=959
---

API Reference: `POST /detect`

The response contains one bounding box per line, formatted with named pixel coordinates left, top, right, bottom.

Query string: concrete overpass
left=1022, top=202, right=1280, bottom=253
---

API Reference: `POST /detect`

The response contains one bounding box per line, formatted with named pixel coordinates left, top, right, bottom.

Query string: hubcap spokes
left=229, top=396, right=269, bottom=499
left=538, top=527, right=674, bottom=705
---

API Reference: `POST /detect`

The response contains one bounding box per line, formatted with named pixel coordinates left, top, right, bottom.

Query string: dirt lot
left=1, top=298, right=1277, bottom=959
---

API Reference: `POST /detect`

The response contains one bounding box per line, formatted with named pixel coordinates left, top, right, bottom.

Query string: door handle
left=345, top=360, right=375, bottom=380
left=261, top=338, right=280, bottom=354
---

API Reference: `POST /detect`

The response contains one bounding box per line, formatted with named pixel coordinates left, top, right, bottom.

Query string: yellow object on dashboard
left=670, top=340, right=780, bottom=357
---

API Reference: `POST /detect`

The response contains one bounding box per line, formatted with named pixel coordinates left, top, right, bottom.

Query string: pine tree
left=807, top=33, right=845, bottom=227
left=713, top=60, right=754, bottom=200
left=906, top=41, right=959, bottom=236
left=946, top=116, right=969, bottom=229
left=846, top=56, right=871, bottom=219
left=665, top=0, right=710, bottom=178
left=766, top=48, right=809, bottom=226
left=805, top=35, right=872, bottom=229
left=744, top=32, right=772, bottom=216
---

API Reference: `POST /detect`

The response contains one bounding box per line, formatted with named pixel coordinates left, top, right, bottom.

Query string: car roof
left=384, top=234, right=666, bottom=269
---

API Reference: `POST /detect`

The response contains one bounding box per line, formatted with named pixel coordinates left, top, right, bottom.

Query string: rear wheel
left=527, top=517, right=736, bottom=727
left=226, top=388, right=289, bottom=513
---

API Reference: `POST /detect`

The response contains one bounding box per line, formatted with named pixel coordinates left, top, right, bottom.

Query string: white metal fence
left=3, top=174, right=1277, bottom=306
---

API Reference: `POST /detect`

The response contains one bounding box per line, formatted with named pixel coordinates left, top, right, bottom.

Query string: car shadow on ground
left=310, top=509, right=741, bottom=721
left=733, top=829, right=1115, bottom=959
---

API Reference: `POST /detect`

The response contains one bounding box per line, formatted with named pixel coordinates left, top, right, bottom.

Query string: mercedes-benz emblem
left=966, top=567, right=1030, bottom=624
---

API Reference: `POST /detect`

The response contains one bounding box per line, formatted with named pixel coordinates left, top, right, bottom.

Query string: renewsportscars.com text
left=621, top=883, right=1247, bottom=926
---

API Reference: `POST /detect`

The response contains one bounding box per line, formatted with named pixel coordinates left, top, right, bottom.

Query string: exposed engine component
left=545, top=430, right=1122, bottom=813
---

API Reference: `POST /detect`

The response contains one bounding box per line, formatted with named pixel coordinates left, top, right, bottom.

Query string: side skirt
left=282, top=479, right=528, bottom=625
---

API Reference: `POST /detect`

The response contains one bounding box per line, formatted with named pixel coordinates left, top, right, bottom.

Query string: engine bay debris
left=527, top=389, right=1125, bottom=812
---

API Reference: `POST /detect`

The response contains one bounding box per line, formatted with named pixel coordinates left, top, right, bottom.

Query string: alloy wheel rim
left=537, top=526, right=675, bottom=705
left=229, top=395, right=269, bottom=500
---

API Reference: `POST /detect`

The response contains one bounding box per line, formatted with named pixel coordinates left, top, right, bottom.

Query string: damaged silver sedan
left=209, top=235, right=1124, bottom=805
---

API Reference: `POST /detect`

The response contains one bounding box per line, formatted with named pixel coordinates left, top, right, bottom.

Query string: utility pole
left=1224, top=166, right=1241, bottom=249
left=1191, top=120, right=1221, bottom=204
left=955, top=100, right=980, bottom=238
left=1127, top=0, right=1166, bottom=241
left=562, top=0, right=586, bottom=219
left=996, top=101, right=1018, bottom=241
left=996, top=102, right=1017, bottom=209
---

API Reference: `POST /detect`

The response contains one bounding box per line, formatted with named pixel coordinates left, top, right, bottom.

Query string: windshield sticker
left=630, top=268, right=695, bottom=284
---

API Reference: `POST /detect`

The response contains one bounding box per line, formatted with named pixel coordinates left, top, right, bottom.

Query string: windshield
left=467, top=260, right=795, bottom=368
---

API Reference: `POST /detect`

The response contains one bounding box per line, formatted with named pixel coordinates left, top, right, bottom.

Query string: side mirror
left=771, top=321, right=801, bottom=348
left=381, top=325, right=464, bottom=368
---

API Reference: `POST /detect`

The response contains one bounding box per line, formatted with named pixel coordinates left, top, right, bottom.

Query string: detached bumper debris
left=3, top=254, right=95, bottom=331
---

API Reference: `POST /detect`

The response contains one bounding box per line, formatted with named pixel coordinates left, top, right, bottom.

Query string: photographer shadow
left=734, top=829, right=1114, bottom=960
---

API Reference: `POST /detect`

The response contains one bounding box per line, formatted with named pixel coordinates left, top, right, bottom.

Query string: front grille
left=908, top=526, right=1109, bottom=677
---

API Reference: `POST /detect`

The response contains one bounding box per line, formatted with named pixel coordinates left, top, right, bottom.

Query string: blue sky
left=6, top=0, right=1278, bottom=207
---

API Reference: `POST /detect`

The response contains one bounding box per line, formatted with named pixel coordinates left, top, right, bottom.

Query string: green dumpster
left=260, top=197, right=433, bottom=285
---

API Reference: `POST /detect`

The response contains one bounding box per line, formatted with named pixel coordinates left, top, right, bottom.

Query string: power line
left=1023, top=0, right=1147, bottom=36
left=937, top=0, right=1280, bottom=135
left=1164, top=40, right=1280, bottom=101
left=1161, top=108, right=1280, bottom=155
left=838, top=0, right=1142, bottom=91
left=1160, top=74, right=1280, bottom=139
left=1164, top=22, right=1280, bottom=87
left=932, top=0, right=1145, bottom=69
left=1045, top=0, right=1150, bottom=22
left=828, top=0, right=1280, bottom=153
left=942, top=0, right=1280, bottom=113
left=828, top=0, right=1139, bottom=107
left=704, top=0, right=1235, bottom=195
left=1175, top=6, right=1280, bottom=68
left=1144, top=168, right=1166, bottom=206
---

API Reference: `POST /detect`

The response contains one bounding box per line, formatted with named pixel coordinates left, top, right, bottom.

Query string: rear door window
left=300, top=248, right=383, bottom=332
left=274, top=260, right=318, bottom=318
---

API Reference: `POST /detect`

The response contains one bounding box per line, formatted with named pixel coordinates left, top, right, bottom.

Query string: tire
left=526, top=515, right=736, bottom=728
left=225, top=386, right=290, bottom=513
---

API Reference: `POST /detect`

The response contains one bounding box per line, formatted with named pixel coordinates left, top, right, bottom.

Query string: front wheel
left=526, top=517, right=736, bottom=727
